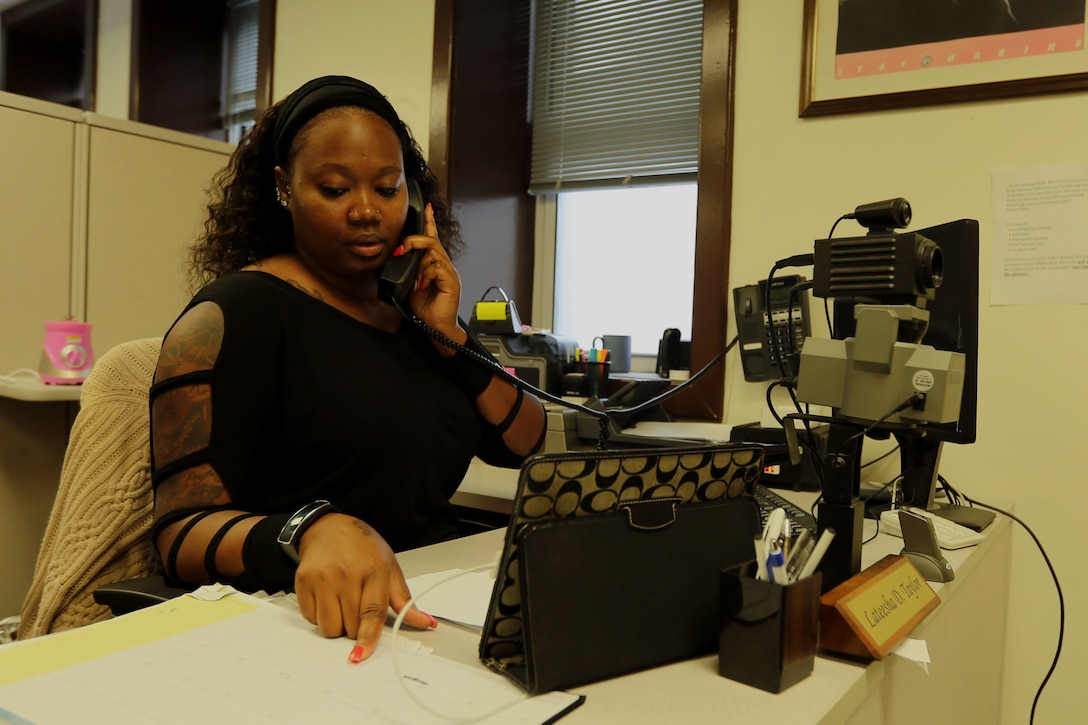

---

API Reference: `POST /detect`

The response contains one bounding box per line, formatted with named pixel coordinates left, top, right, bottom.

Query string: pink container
left=39, top=321, right=94, bottom=384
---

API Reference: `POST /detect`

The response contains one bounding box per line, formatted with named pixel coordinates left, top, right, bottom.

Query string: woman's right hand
left=292, top=513, right=437, bottom=662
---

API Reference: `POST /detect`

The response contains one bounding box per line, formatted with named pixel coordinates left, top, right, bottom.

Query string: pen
left=766, top=541, right=787, bottom=584
left=762, top=507, right=785, bottom=551
left=798, top=527, right=836, bottom=581
left=753, top=535, right=768, bottom=581
left=784, top=528, right=813, bottom=582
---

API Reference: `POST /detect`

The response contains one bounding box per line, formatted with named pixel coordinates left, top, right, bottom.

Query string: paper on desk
left=187, top=583, right=235, bottom=601
left=0, top=590, right=580, bottom=725
left=893, top=637, right=932, bottom=674
left=626, top=421, right=733, bottom=441
left=407, top=568, right=496, bottom=629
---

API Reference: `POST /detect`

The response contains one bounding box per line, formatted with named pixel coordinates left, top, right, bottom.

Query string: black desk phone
left=377, top=178, right=426, bottom=310
left=733, top=275, right=811, bottom=382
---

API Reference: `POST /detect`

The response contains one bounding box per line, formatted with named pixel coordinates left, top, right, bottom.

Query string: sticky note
left=475, top=302, right=508, bottom=321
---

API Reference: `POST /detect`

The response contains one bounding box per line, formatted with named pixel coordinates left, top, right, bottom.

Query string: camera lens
left=917, top=238, right=943, bottom=290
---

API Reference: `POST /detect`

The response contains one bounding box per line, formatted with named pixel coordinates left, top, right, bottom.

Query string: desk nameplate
left=819, top=554, right=938, bottom=660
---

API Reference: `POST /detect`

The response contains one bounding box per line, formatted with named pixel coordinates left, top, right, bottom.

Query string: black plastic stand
left=817, top=422, right=865, bottom=592
left=894, top=429, right=943, bottom=509
left=895, top=429, right=996, bottom=531
left=782, top=414, right=865, bottom=593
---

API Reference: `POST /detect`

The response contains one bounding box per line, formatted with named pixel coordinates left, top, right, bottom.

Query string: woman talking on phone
left=149, top=75, right=545, bottom=663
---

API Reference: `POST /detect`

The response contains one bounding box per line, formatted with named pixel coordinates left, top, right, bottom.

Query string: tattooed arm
left=150, top=300, right=431, bottom=660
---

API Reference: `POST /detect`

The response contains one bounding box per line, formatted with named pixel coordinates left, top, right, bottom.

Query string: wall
left=725, top=5, right=1087, bottom=723
left=94, top=0, right=132, bottom=119
left=271, top=0, right=436, bottom=156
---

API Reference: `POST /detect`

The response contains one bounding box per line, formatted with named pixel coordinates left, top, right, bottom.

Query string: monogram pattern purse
left=479, top=443, right=765, bottom=693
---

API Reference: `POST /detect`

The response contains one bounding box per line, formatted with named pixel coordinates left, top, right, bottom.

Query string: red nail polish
left=425, top=613, right=438, bottom=630
left=393, top=244, right=405, bottom=257
left=348, top=644, right=365, bottom=663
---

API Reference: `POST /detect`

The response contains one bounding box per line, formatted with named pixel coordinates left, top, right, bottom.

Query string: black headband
left=272, top=75, right=411, bottom=167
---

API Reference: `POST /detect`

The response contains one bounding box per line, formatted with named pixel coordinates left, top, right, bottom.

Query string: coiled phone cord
left=403, top=310, right=737, bottom=450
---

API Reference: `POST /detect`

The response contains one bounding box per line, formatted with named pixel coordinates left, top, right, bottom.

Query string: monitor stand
left=894, top=430, right=995, bottom=532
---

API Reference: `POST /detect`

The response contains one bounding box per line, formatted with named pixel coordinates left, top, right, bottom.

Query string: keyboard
left=879, top=507, right=986, bottom=550
left=751, top=484, right=818, bottom=538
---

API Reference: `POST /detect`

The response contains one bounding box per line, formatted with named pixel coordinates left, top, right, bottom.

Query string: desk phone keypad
left=752, top=484, right=818, bottom=538
left=766, top=307, right=807, bottom=366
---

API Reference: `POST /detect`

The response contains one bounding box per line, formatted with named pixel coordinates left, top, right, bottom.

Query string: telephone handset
left=372, top=181, right=619, bottom=448
left=377, top=178, right=426, bottom=310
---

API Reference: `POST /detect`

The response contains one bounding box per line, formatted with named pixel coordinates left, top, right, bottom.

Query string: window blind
left=529, top=0, right=704, bottom=192
left=225, top=0, right=259, bottom=143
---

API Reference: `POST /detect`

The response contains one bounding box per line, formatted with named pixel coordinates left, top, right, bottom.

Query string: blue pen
left=766, top=541, right=786, bottom=584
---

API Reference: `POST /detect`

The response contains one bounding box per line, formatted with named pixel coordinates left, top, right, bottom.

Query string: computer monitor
left=831, top=218, right=979, bottom=512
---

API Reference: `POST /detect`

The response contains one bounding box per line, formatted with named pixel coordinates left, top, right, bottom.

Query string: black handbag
left=479, top=443, right=765, bottom=694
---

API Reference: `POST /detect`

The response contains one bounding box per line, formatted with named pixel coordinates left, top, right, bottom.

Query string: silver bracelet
left=276, top=500, right=337, bottom=563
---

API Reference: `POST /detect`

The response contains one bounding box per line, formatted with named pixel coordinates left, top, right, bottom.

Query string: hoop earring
left=276, top=187, right=290, bottom=208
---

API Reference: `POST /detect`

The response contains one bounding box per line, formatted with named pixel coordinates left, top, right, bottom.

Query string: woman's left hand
left=401, top=204, right=468, bottom=352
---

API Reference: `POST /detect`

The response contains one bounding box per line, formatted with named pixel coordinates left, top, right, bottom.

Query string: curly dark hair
left=188, top=99, right=462, bottom=291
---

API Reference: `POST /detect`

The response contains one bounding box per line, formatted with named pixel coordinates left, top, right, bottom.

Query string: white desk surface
left=0, top=376, right=82, bottom=402
left=399, top=497, right=1011, bottom=725
left=450, top=459, right=522, bottom=514
left=3, top=456, right=1010, bottom=724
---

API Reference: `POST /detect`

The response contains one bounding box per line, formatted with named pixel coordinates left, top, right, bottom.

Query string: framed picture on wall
left=800, top=0, right=1088, bottom=116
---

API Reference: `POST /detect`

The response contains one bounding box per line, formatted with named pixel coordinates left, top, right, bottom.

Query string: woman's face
left=276, top=107, right=409, bottom=282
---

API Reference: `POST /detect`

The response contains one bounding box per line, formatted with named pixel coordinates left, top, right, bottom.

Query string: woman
left=149, top=75, right=545, bottom=664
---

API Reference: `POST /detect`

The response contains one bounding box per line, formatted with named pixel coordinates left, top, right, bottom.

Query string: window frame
left=0, top=0, right=99, bottom=110
left=432, top=0, right=736, bottom=420
left=129, top=0, right=275, bottom=140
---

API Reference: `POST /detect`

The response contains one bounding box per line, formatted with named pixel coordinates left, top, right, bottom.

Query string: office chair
left=18, top=338, right=186, bottom=640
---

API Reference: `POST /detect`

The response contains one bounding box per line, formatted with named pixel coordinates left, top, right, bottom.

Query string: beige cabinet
left=0, top=94, right=231, bottom=617
left=84, top=114, right=232, bottom=354
left=0, top=92, right=82, bottom=375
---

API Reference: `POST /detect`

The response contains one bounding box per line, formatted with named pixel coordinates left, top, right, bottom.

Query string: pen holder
left=718, top=562, right=822, bottom=693
left=577, top=360, right=610, bottom=398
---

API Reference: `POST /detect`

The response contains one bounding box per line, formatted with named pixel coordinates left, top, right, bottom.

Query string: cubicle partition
left=0, top=91, right=231, bottom=616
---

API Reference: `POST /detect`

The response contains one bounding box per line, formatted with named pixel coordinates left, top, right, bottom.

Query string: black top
left=154, top=271, right=516, bottom=551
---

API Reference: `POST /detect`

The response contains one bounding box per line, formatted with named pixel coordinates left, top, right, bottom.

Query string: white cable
left=0, top=368, right=43, bottom=383
left=390, top=561, right=527, bottom=723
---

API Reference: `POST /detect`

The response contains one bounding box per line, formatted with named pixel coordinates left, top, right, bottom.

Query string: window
left=530, top=0, right=704, bottom=365
left=551, top=184, right=697, bottom=356
left=224, top=0, right=259, bottom=144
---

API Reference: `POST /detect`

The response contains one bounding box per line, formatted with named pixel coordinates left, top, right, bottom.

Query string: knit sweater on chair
left=17, top=338, right=162, bottom=640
